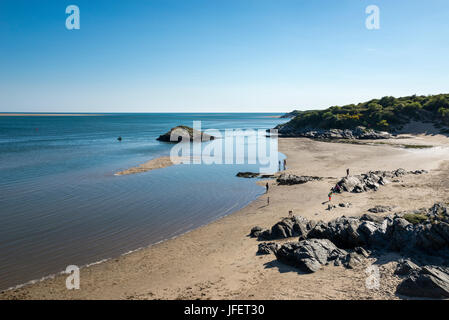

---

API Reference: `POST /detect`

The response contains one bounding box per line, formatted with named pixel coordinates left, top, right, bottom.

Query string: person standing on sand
left=328, top=191, right=332, bottom=202
left=266, top=183, right=269, bottom=193
left=346, top=168, right=350, bottom=177
left=283, top=159, right=287, bottom=170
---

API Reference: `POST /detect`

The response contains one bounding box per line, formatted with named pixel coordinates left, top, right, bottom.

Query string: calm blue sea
left=0, top=113, right=287, bottom=290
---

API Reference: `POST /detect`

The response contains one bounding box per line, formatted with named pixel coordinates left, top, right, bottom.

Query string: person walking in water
left=265, top=183, right=269, bottom=193
left=279, top=161, right=282, bottom=172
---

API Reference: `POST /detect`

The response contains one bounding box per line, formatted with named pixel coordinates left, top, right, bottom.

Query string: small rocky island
left=157, top=125, right=215, bottom=143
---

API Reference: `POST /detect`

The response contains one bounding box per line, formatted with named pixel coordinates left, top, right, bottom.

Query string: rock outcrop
left=336, top=169, right=427, bottom=193
left=396, top=266, right=449, bottom=298
left=274, top=239, right=356, bottom=273
left=252, top=202, right=449, bottom=298
left=257, top=216, right=316, bottom=241
left=236, top=172, right=276, bottom=179
left=157, top=126, right=215, bottom=143
left=257, top=242, right=281, bottom=255
left=368, top=205, right=393, bottom=213
left=276, top=125, right=393, bottom=140
left=236, top=172, right=260, bottom=178
left=254, top=203, right=449, bottom=253
left=276, top=174, right=322, bottom=185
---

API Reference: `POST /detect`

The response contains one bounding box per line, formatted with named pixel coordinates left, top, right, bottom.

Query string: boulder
left=396, top=266, right=449, bottom=298
left=339, top=203, right=352, bottom=208
left=249, top=226, right=263, bottom=238
left=336, top=169, right=427, bottom=194
left=257, top=242, right=280, bottom=255
left=275, top=239, right=348, bottom=273
left=237, top=172, right=260, bottom=178
left=394, top=259, right=421, bottom=276
left=368, top=205, right=393, bottom=213
left=360, top=213, right=385, bottom=224
left=263, top=216, right=316, bottom=240
left=307, top=217, right=367, bottom=249
left=277, top=174, right=322, bottom=185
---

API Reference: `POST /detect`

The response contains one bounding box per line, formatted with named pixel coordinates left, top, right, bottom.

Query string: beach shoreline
left=2, top=134, right=449, bottom=299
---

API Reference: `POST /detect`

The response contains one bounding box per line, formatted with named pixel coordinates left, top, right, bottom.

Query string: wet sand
left=115, top=156, right=178, bottom=175
left=2, top=134, right=449, bottom=300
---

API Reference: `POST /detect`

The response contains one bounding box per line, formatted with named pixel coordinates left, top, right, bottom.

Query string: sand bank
left=116, top=156, right=178, bottom=175
left=2, top=134, right=449, bottom=300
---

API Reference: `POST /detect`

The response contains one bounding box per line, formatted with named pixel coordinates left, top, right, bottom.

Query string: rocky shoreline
left=275, top=125, right=393, bottom=140
left=251, top=200, right=449, bottom=298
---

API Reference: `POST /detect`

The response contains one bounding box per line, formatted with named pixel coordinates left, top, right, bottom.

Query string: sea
left=0, top=113, right=287, bottom=290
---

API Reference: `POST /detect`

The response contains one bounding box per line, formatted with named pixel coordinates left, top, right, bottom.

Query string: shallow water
left=0, top=113, right=286, bottom=290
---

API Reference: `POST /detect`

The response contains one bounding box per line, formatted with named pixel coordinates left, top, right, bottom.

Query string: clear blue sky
left=1, top=0, right=448, bottom=112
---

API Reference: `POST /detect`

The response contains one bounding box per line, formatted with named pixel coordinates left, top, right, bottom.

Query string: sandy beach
left=2, top=134, right=449, bottom=300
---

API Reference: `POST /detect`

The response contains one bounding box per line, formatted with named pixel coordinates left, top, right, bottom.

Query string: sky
left=0, top=0, right=448, bottom=113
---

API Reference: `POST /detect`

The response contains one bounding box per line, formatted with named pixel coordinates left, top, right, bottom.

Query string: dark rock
left=275, top=239, right=348, bottom=273
left=237, top=172, right=260, bottom=178
left=394, top=259, right=421, bottom=276
left=277, top=174, right=322, bottom=185
left=339, top=203, right=352, bottom=208
left=433, top=222, right=449, bottom=242
left=257, top=242, right=280, bottom=255
left=368, top=205, right=393, bottom=213
left=257, top=229, right=272, bottom=241
left=396, top=266, right=449, bottom=298
left=250, top=226, right=263, bottom=238
left=336, top=169, right=427, bottom=194
left=360, top=213, right=385, bottom=224
left=354, top=246, right=370, bottom=258
left=344, top=252, right=364, bottom=269
left=157, top=126, right=215, bottom=143
left=276, top=125, right=392, bottom=140
left=308, top=216, right=367, bottom=249
left=267, top=216, right=316, bottom=240
left=388, top=218, right=415, bottom=251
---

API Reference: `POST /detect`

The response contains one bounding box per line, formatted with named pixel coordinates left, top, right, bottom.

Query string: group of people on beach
left=264, top=159, right=287, bottom=205
left=265, top=164, right=350, bottom=206
left=278, top=159, right=287, bottom=172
